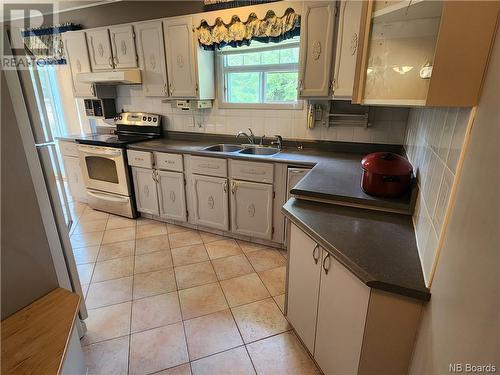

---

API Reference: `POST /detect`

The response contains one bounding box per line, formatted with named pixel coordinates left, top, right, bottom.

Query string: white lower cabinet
left=286, top=224, right=321, bottom=353
left=230, top=180, right=273, bottom=240
left=157, top=170, right=186, bottom=221
left=314, top=251, right=370, bottom=375
left=63, top=155, right=87, bottom=202
left=191, top=174, right=229, bottom=231
left=286, top=223, right=423, bottom=375
left=132, top=167, right=159, bottom=215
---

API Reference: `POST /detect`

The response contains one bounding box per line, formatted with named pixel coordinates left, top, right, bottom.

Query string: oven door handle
left=87, top=190, right=130, bottom=203
left=78, top=146, right=122, bottom=158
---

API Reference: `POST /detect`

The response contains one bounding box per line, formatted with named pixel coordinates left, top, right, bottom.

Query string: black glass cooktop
left=76, top=133, right=157, bottom=148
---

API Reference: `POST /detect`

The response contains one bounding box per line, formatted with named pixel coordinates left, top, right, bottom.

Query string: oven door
left=78, top=145, right=130, bottom=196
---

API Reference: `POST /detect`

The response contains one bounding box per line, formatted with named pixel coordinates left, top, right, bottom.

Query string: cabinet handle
left=312, top=244, right=320, bottom=264
left=109, top=56, right=114, bottom=68
left=231, top=180, right=237, bottom=194
left=169, top=82, right=174, bottom=95
left=163, top=83, right=168, bottom=96
left=223, top=180, right=228, bottom=193
left=322, top=253, right=331, bottom=274
left=90, top=85, right=95, bottom=97
left=298, top=79, right=304, bottom=94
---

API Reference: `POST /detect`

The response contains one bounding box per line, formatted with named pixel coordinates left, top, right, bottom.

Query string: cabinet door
left=86, top=28, right=113, bottom=71
left=333, top=0, right=363, bottom=99
left=157, top=170, right=186, bottom=222
left=314, top=251, right=370, bottom=374
left=191, top=175, right=228, bottom=231
left=109, top=24, right=138, bottom=69
left=132, top=167, right=159, bottom=215
left=286, top=224, right=322, bottom=354
left=63, top=156, right=87, bottom=202
left=135, top=20, right=169, bottom=97
left=230, top=180, right=273, bottom=240
left=298, top=1, right=336, bottom=97
left=163, top=16, right=198, bottom=98
left=62, top=32, right=94, bottom=97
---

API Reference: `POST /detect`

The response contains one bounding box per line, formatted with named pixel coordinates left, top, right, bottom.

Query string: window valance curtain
left=22, top=23, right=81, bottom=65
left=196, top=7, right=300, bottom=50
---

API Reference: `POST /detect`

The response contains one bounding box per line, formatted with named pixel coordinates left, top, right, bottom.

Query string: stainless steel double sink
left=202, top=144, right=280, bottom=156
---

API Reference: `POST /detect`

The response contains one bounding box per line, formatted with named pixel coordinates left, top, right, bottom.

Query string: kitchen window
left=217, top=39, right=302, bottom=109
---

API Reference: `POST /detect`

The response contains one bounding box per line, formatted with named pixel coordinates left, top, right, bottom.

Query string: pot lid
left=361, top=152, right=413, bottom=175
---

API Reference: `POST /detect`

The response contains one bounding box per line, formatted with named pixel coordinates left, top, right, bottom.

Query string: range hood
left=77, top=69, right=142, bottom=85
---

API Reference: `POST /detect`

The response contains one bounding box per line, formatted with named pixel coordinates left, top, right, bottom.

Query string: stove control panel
left=114, top=112, right=161, bottom=127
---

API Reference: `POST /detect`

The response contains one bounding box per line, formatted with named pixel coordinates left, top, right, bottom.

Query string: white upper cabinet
left=163, top=16, right=214, bottom=99
left=298, top=1, right=337, bottom=97
left=109, top=24, right=138, bottom=69
left=135, top=20, right=169, bottom=97
left=62, top=31, right=94, bottom=97
left=157, top=170, right=187, bottom=222
left=230, top=180, right=273, bottom=240
left=132, top=167, right=159, bottom=215
left=332, top=0, right=363, bottom=99
left=86, top=28, right=114, bottom=71
left=191, top=174, right=229, bottom=231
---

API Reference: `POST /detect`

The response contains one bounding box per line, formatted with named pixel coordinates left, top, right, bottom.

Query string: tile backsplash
left=114, top=86, right=409, bottom=144
left=405, top=107, right=471, bottom=285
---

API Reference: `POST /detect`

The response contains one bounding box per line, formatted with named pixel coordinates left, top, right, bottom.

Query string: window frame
left=216, top=42, right=303, bottom=110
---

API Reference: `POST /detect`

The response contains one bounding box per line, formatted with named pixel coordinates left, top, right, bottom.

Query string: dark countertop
left=128, top=135, right=414, bottom=214
left=282, top=198, right=430, bottom=301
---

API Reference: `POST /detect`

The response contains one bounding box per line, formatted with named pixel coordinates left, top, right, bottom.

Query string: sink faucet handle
left=271, top=135, right=283, bottom=150
left=260, top=134, right=265, bottom=145
left=248, top=128, right=254, bottom=136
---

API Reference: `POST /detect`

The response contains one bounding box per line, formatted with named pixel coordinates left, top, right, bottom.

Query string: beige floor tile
left=205, top=239, right=242, bottom=260
left=73, top=245, right=100, bottom=265
left=171, top=244, right=209, bottom=267
left=191, top=347, right=255, bottom=375
left=169, top=231, right=203, bottom=249
left=212, top=254, right=254, bottom=280
left=86, top=276, right=133, bottom=309
left=184, top=309, right=243, bottom=361
left=106, top=215, right=137, bottom=230
left=97, top=240, right=135, bottom=261
left=155, top=363, right=192, bottom=375
left=92, top=256, right=134, bottom=283
left=199, top=231, right=226, bottom=244
left=175, top=261, right=217, bottom=290
left=71, top=231, right=103, bottom=248
left=167, top=223, right=192, bottom=234
left=131, top=292, right=182, bottom=333
left=102, top=227, right=136, bottom=245
left=258, top=266, right=286, bottom=296
left=133, top=268, right=177, bottom=300
left=246, top=331, right=320, bottom=375
left=83, top=336, right=129, bottom=375
left=135, top=234, right=170, bottom=255
left=81, top=302, right=131, bottom=345
left=236, top=240, right=275, bottom=254
left=135, top=250, right=173, bottom=274
left=80, top=208, right=109, bottom=222
left=232, top=298, right=290, bottom=343
left=220, top=273, right=270, bottom=307
left=178, top=282, right=228, bottom=320
left=73, top=219, right=108, bottom=235
left=129, top=323, right=189, bottom=375
left=77, top=263, right=94, bottom=284
left=136, top=217, right=158, bottom=226
left=273, top=294, right=286, bottom=314
left=246, top=249, right=286, bottom=272
left=136, top=222, right=168, bottom=239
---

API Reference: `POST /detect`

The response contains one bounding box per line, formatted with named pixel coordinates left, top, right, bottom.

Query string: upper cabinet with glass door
left=353, top=0, right=500, bottom=106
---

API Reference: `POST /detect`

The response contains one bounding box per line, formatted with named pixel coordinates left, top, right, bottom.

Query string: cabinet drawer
left=127, top=150, right=153, bottom=168
left=190, top=156, right=227, bottom=177
left=59, top=141, right=79, bottom=157
left=229, top=159, right=274, bottom=183
left=155, top=152, right=183, bottom=172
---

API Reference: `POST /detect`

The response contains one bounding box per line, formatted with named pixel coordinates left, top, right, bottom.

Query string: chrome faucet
left=271, top=135, right=283, bottom=150
left=236, top=128, right=256, bottom=144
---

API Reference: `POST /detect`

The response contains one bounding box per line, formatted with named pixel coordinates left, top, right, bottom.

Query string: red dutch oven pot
left=361, top=152, right=413, bottom=198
